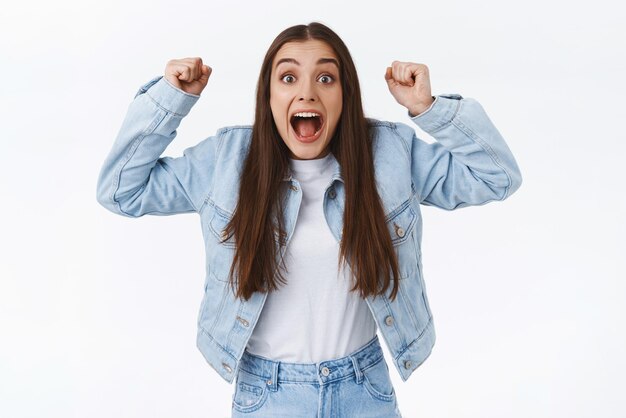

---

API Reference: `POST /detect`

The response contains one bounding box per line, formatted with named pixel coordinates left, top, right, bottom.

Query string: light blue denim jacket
left=96, top=75, right=522, bottom=384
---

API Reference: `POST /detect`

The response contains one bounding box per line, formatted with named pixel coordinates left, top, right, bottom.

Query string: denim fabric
left=231, top=335, right=402, bottom=417
left=96, top=75, right=522, bottom=385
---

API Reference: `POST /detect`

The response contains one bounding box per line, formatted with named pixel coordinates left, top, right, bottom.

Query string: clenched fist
left=165, top=57, right=212, bottom=96
left=385, top=61, right=434, bottom=117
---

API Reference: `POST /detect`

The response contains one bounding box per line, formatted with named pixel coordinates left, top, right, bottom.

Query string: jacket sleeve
left=401, top=94, right=522, bottom=210
left=96, top=75, right=219, bottom=217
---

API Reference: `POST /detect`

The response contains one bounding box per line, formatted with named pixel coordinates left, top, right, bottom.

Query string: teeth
left=293, top=112, right=321, bottom=118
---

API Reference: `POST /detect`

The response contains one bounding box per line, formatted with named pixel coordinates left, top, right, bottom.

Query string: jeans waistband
left=238, top=334, right=384, bottom=388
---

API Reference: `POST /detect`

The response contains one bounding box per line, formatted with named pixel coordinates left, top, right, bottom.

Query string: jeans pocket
left=232, top=369, right=270, bottom=413
left=362, top=358, right=396, bottom=402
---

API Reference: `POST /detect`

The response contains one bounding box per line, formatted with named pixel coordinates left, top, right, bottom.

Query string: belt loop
left=267, top=360, right=279, bottom=392
left=350, top=355, right=363, bottom=384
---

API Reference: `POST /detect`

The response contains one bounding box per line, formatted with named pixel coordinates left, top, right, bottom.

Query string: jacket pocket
left=386, top=203, right=418, bottom=279
left=197, top=269, right=229, bottom=333
left=207, top=209, right=237, bottom=283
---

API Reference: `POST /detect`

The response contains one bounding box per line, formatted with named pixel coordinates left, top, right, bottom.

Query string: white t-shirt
left=245, top=153, right=377, bottom=362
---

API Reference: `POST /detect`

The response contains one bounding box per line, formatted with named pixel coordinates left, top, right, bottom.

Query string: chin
left=289, top=139, right=332, bottom=160
left=289, top=148, right=324, bottom=160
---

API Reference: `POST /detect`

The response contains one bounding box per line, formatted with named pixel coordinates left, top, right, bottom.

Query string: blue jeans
left=231, top=334, right=403, bottom=417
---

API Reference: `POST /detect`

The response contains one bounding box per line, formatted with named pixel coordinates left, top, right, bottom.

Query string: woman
left=97, top=21, right=522, bottom=417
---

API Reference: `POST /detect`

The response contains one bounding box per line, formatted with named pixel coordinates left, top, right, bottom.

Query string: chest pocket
left=207, top=210, right=237, bottom=283
left=386, top=204, right=418, bottom=279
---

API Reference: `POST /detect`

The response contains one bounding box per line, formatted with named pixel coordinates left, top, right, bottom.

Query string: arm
left=96, top=75, right=218, bottom=217
left=404, top=94, right=522, bottom=209
left=385, top=61, right=522, bottom=210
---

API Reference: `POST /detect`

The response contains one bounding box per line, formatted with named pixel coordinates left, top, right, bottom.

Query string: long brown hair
left=223, top=22, right=400, bottom=302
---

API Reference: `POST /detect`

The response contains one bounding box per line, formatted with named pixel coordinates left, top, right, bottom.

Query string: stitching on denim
left=198, top=195, right=209, bottom=214
left=123, top=209, right=196, bottom=216
left=197, top=133, right=219, bottom=215
left=366, top=117, right=393, bottom=127
left=387, top=205, right=416, bottom=247
left=208, top=211, right=236, bottom=249
left=112, top=111, right=167, bottom=216
left=450, top=101, right=513, bottom=200
left=381, top=295, right=409, bottom=349
left=388, top=124, right=413, bottom=168
left=238, top=381, right=262, bottom=396
left=323, top=372, right=367, bottom=385
left=363, top=377, right=395, bottom=401
left=427, top=98, right=461, bottom=133
left=204, top=199, right=238, bottom=232
left=236, top=367, right=269, bottom=381
left=388, top=125, right=422, bottom=203
left=199, top=274, right=229, bottom=336
left=359, top=353, right=385, bottom=374
left=361, top=358, right=395, bottom=400
left=414, top=245, right=432, bottom=316
left=383, top=195, right=411, bottom=223
left=143, top=91, right=190, bottom=118
left=216, top=125, right=253, bottom=135
left=200, top=130, right=228, bottom=216
left=395, top=316, right=434, bottom=361
left=157, top=158, right=199, bottom=213
left=397, top=276, right=421, bottom=331
left=225, top=299, right=249, bottom=353
left=233, top=381, right=268, bottom=412
left=111, top=137, right=142, bottom=215
left=197, top=326, right=237, bottom=361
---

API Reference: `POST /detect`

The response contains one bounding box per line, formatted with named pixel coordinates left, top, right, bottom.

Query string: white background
left=1, top=0, right=625, bottom=417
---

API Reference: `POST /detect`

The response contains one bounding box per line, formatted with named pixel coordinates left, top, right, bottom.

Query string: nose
left=297, top=79, right=317, bottom=102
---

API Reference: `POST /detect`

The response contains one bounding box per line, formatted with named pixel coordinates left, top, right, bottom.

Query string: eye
left=319, top=74, right=334, bottom=84
left=281, top=74, right=296, bottom=83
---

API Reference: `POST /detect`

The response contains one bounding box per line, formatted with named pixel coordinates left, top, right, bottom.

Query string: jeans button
left=321, top=366, right=330, bottom=376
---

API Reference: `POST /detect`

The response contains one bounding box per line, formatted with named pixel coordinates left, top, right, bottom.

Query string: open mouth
left=290, top=113, right=324, bottom=143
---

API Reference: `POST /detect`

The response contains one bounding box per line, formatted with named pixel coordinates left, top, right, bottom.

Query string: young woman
left=97, top=22, right=521, bottom=417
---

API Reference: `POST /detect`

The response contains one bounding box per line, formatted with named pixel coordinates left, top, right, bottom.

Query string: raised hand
left=385, top=61, right=434, bottom=117
left=164, top=57, right=212, bottom=96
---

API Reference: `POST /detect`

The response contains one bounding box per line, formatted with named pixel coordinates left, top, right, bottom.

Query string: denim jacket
left=96, top=75, right=522, bottom=384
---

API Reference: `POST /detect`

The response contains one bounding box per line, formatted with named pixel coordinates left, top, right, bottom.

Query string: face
left=270, top=39, right=343, bottom=160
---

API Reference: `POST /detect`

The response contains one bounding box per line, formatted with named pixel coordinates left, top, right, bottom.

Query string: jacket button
left=404, top=360, right=413, bottom=370
left=222, top=362, right=233, bottom=373
left=221, top=230, right=228, bottom=240
left=394, top=223, right=405, bottom=238
left=385, top=315, right=394, bottom=326
left=321, top=366, right=330, bottom=376
left=328, top=189, right=336, bottom=199
left=290, top=184, right=298, bottom=191
left=236, top=316, right=249, bottom=327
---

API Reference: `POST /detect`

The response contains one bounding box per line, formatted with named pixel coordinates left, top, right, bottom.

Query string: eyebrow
left=275, top=57, right=339, bottom=69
